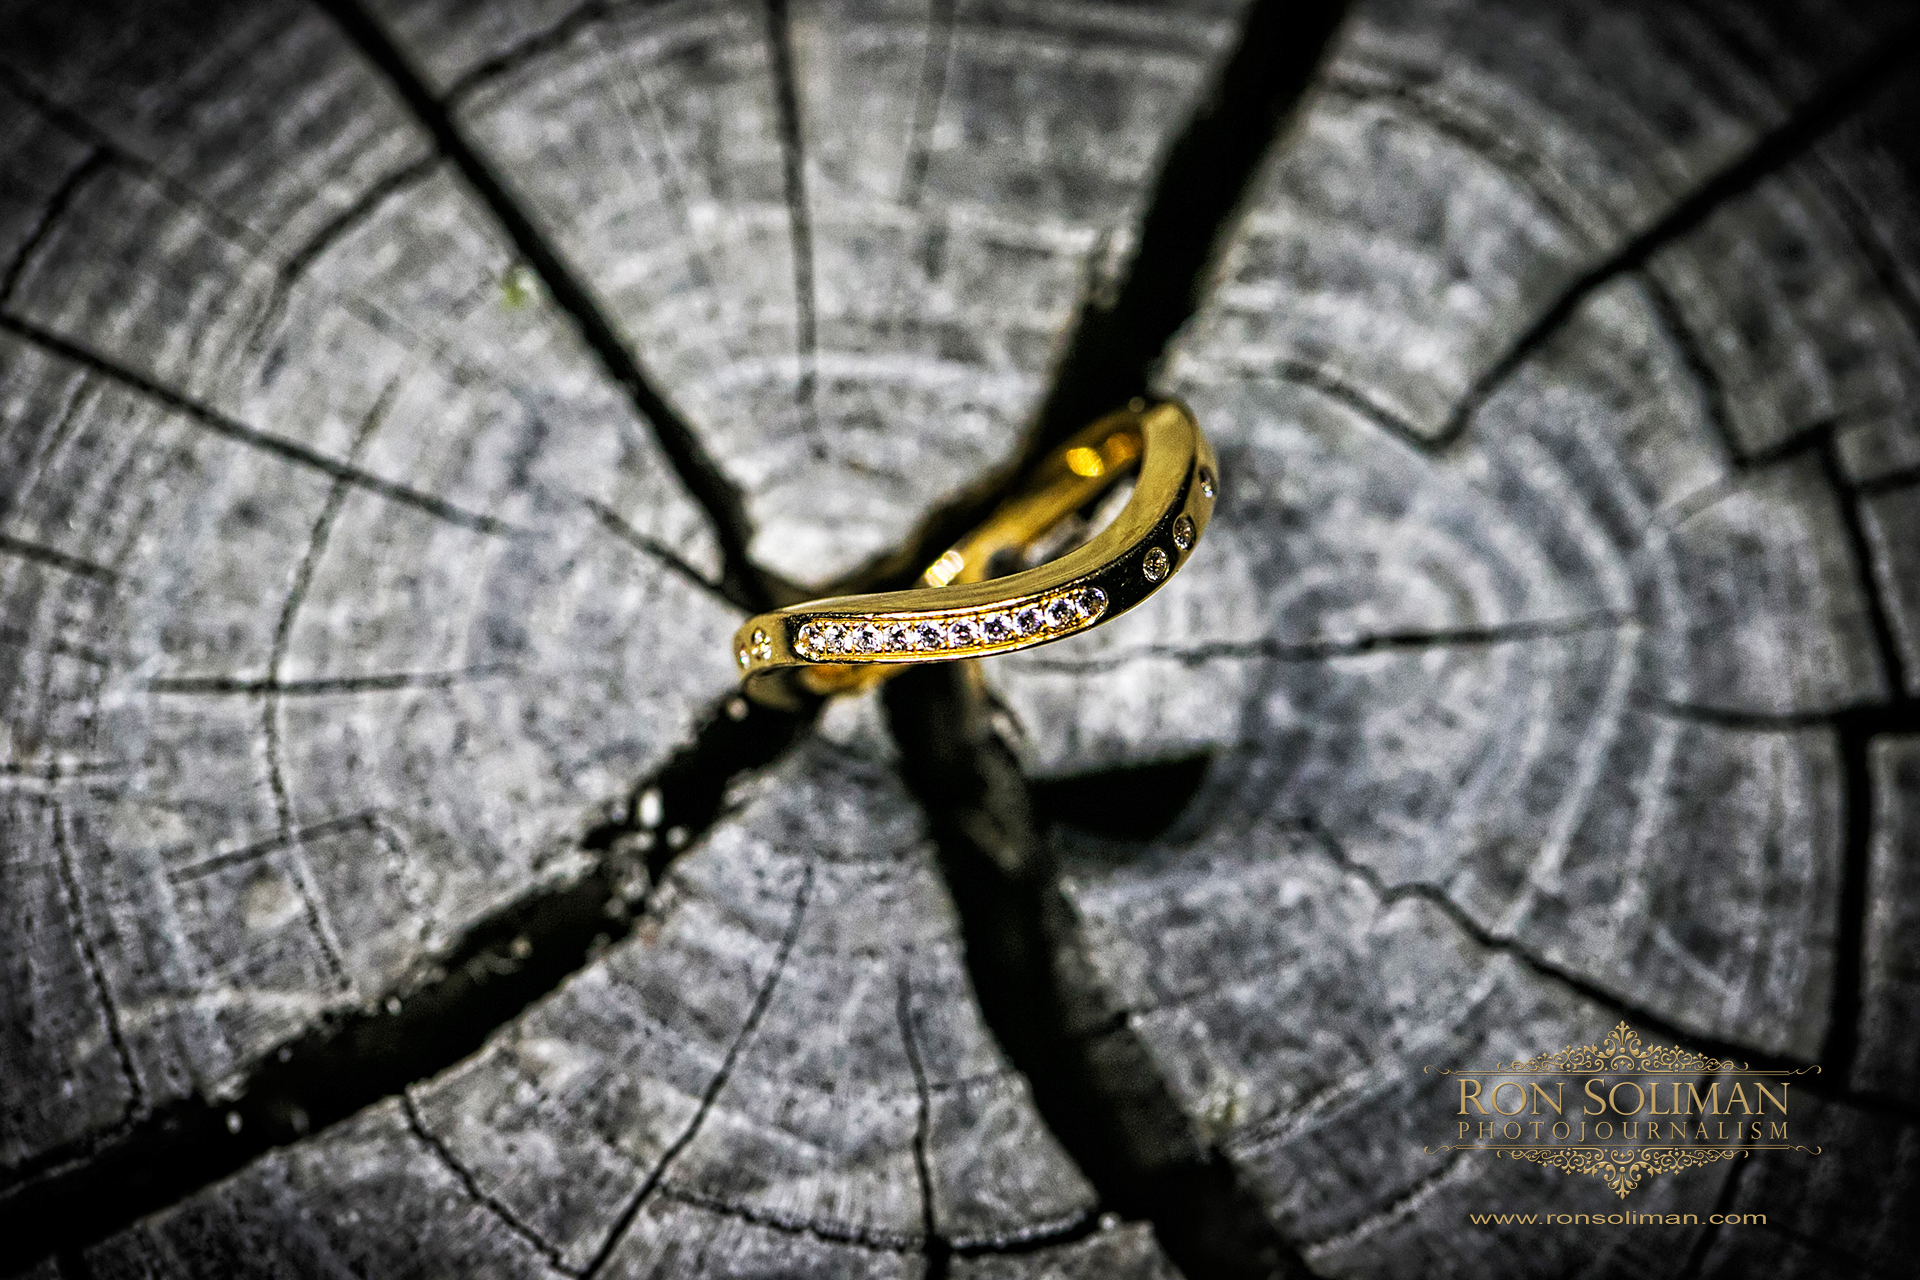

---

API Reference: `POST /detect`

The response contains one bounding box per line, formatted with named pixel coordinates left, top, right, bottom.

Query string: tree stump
left=2, top=0, right=1917, bottom=1276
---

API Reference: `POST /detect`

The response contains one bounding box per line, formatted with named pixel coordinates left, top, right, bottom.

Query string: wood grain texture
left=82, top=698, right=1172, bottom=1278
left=0, top=0, right=737, bottom=1200
left=1857, top=736, right=1920, bottom=1106
left=380, top=0, right=1245, bottom=585
left=2, top=0, right=1919, bottom=1275
left=985, top=0, right=1920, bottom=1274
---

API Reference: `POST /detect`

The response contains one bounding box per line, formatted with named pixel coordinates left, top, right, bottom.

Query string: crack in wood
left=1646, top=696, right=1920, bottom=735
left=580, top=496, right=733, bottom=606
left=0, top=759, right=121, bottom=781
left=243, top=151, right=443, bottom=360
left=581, top=861, right=815, bottom=1278
left=896, top=969, right=951, bottom=1279
left=655, top=1182, right=921, bottom=1254
left=400, top=1091, right=581, bottom=1276
left=0, top=57, right=636, bottom=456
left=258, top=382, right=398, bottom=996
left=46, top=800, right=148, bottom=1139
left=763, top=0, right=819, bottom=438
left=1675, top=1141, right=1748, bottom=1280
left=440, top=1, right=615, bottom=106
left=650, top=1178, right=1103, bottom=1261
left=0, top=62, right=261, bottom=254
left=1296, top=1147, right=1466, bottom=1256
left=0, top=532, right=116, bottom=585
left=1735, top=417, right=1844, bottom=473
left=1856, top=464, right=1920, bottom=498
left=1821, top=438, right=1910, bottom=699
left=1810, top=144, right=1920, bottom=370
left=1433, top=26, right=1920, bottom=451
left=140, top=666, right=521, bottom=697
left=823, top=0, right=1350, bottom=597
left=315, top=0, right=770, bottom=611
left=884, top=664, right=1316, bottom=1280
left=1641, top=270, right=1742, bottom=465
left=0, top=57, right=559, bottom=440
left=1031, top=0, right=1348, bottom=447
left=0, top=60, right=640, bottom=458
left=0, top=146, right=108, bottom=306
left=0, top=623, right=108, bottom=669
left=1266, top=358, right=1433, bottom=452
left=1297, top=815, right=1920, bottom=1126
left=1317, top=66, right=1598, bottom=241
left=1825, top=713, right=1887, bottom=1086
left=164, top=811, right=386, bottom=884
left=0, top=691, right=813, bottom=1271
left=1647, top=684, right=1920, bottom=1100
left=0, top=312, right=517, bottom=536
left=1009, top=612, right=1632, bottom=674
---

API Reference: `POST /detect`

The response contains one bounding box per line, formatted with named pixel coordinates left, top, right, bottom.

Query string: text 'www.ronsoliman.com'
left=1466, top=1212, right=1769, bottom=1226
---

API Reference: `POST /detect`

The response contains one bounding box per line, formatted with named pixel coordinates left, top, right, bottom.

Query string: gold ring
left=733, top=399, right=1216, bottom=707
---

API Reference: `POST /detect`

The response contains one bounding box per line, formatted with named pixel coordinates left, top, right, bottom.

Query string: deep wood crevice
left=314, top=0, right=771, bottom=611
left=0, top=694, right=815, bottom=1270
left=1435, top=29, right=1920, bottom=451
left=12, top=0, right=1915, bottom=1272
left=885, top=665, right=1318, bottom=1280
left=819, top=0, right=1351, bottom=596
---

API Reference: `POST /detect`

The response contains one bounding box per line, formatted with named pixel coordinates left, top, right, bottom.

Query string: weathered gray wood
left=1857, top=737, right=1920, bottom=1106
left=1687, top=1092, right=1919, bottom=1277
left=1862, top=487, right=1920, bottom=695
left=0, top=0, right=737, bottom=1193
left=984, top=0, right=1920, bottom=1273
left=1054, top=821, right=1710, bottom=1275
left=4, top=0, right=1920, bottom=1275
left=84, top=699, right=1165, bottom=1277
left=396, top=0, right=1244, bottom=585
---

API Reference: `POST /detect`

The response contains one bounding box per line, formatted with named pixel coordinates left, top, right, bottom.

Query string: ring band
left=733, top=399, right=1217, bottom=707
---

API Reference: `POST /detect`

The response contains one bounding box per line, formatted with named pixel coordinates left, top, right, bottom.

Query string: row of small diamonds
left=794, top=587, right=1107, bottom=661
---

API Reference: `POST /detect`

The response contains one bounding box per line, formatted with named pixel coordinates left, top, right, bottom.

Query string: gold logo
left=1425, top=1022, right=1821, bottom=1198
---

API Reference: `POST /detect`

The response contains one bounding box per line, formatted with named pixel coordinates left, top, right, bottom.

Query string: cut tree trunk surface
left=1, top=0, right=1917, bottom=1277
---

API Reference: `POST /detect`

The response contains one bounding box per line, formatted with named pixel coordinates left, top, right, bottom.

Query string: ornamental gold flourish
left=1505, top=1022, right=1738, bottom=1074
left=1498, top=1146, right=1748, bottom=1199
left=1422, top=1021, right=1823, bottom=1078
left=1491, top=1022, right=1743, bottom=1074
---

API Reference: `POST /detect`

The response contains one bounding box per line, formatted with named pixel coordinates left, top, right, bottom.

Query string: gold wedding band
left=733, top=399, right=1216, bottom=707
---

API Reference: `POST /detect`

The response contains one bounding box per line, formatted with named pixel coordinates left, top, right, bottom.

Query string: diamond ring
left=732, top=399, right=1216, bottom=707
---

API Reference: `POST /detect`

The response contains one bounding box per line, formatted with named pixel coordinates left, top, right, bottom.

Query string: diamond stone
left=853, top=624, right=881, bottom=653
left=882, top=623, right=911, bottom=652
left=1197, top=467, right=1216, bottom=500
left=1014, top=605, right=1044, bottom=635
left=1142, top=546, right=1171, bottom=583
left=1172, top=515, right=1196, bottom=551
left=1045, top=596, right=1080, bottom=628
left=736, top=646, right=750, bottom=668
left=946, top=617, right=980, bottom=647
left=982, top=613, right=1015, bottom=643
left=912, top=621, right=944, bottom=650
left=1081, top=587, right=1107, bottom=615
